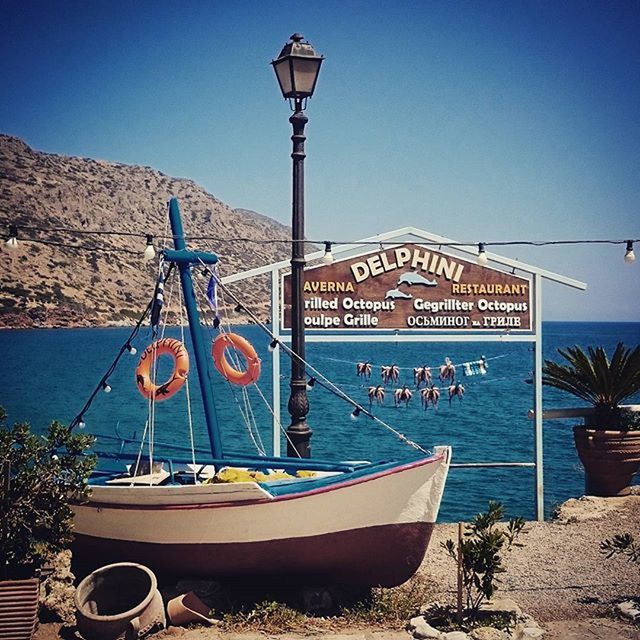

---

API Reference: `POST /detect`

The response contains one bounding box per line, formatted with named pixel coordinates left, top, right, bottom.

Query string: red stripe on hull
left=72, top=522, right=434, bottom=587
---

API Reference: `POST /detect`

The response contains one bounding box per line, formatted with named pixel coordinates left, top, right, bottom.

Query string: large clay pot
left=75, top=563, right=165, bottom=640
left=0, top=577, right=39, bottom=640
left=573, top=427, right=640, bottom=496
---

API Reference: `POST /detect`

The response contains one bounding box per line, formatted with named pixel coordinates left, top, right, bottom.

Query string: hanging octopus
left=394, top=385, right=413, bottom=407
left=367, top=385, right=385, bottom=406
left=413, top=365, right=433, bottom=388
left=421, top=385, right=440, bottom=410
left=448, top=382, right=465, bottom=405
left=439, top=357, right=456, bottom=384
left=356, top=361, right=373, bottom=379
left=381, top=364, right=400, bottom=385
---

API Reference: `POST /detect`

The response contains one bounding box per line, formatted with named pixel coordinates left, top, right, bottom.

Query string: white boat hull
left=72, top=448, right=450, bottom=586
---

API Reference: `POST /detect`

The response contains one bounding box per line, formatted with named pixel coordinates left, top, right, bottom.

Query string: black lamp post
left=272, top=34, right=324, bottom=458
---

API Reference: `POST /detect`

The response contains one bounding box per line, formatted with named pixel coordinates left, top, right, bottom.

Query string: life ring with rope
left=212, top=333, right=261, bottom=386
left=135, top=338, right=189, bottom=401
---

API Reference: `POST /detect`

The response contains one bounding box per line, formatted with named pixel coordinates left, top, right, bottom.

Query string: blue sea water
left=1, top=321, right=638, bottom=522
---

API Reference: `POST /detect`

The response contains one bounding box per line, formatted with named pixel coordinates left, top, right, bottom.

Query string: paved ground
left=35, top=619, right=640, bottom=640
left=543, top=618, right=639, bottom=639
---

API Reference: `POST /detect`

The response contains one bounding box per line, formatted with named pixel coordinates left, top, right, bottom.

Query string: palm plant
left=542, top=343, right=640, bottom=429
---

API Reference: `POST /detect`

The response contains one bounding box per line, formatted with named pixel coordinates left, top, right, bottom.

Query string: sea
left=1, top=321, right=639, bottom=523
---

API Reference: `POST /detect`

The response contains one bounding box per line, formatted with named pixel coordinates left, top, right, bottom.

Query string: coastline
left=1, top=318, right=637, bottom=331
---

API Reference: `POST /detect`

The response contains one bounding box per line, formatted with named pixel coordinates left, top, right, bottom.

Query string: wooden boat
left=71, top=198, right=451, bottom=586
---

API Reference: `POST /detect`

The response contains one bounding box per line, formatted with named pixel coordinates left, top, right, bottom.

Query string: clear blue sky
left=1, top=0, right=639, bottom=321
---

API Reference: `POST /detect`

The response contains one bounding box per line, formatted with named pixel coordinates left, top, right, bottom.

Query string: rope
left=178, top=280, right=198, bottom=483
left=214, top=278, right=432, bottom=455
left=191, top=268, right=268, bottom=456
left=319, top=353, right=507, bottom=371
left=252, top=383, right=302, bottom=458
left=131, top=420, right=151, bottom=483
left=70, top=293, right=153, bottom=430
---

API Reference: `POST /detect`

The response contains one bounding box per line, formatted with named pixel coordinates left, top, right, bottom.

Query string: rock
left=39, top=550, right=76, bottom=624
left=517, top=614, right=538, bottom=628
left=519, top=628, right=544, bottom=639
left=443, top=632, right=469, bottom=640
left=479, top=598, right=522, bottom=617
left=553, top=495, right=640, bottom=523
left=616, top=599, right=640, bottom=622
left=409, top=615, right=443, bottom=639
left=470, top=627, right=507, bottom=640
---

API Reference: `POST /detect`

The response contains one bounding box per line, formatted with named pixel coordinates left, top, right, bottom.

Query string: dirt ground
left=34, top=495, right=640, bottom=640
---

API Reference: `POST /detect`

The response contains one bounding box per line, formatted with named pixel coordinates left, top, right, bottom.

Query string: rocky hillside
left=0, top=135, right=292, bottom=328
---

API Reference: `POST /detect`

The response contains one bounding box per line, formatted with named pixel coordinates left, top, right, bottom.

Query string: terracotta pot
left=167, top=591, right=217, bottom=626
left=573, top=427, right=640, bottom=496
left=0, top=577, right=40, bottom=640
left=75, top=563, right=165, bottom=640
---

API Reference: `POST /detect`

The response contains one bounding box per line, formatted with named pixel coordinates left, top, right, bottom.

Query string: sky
left=1, top=0, right=639, bottom=322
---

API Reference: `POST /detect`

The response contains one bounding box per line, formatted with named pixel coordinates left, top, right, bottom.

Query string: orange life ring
left=212, top=333, right=261, bottom=386
left=135, top=338, right=189, bottom=401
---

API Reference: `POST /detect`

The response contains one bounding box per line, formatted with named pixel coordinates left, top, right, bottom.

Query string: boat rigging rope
left=178, top=281, right=199, bottom=483
left=192, top=269, right=267, bottom=456
left=251, top=382, right=303, bottom=458
left=213, top=277, right=432, bottom=455
left=70, top=295, right=154, bottom=431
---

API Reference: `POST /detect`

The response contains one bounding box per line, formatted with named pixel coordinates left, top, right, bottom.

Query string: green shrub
left=601, top=533, right=640, bottom=567
left=442, top=501, right=525, bottom=622
left=0, top=407, right=95, bottom=576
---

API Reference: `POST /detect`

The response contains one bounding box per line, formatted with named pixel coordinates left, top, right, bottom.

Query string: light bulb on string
left=126, top=343, right=137, bottom=355
left=350, top=407, right=361, bottom=421
left=268, top=339, right=278, bottom=352
left=477, top=243, right=488, bottom=266
left=78, top=417, right=86, bottom=429
left=143, top=234, right=155, bottom=262
left=624, top=240, right=636, bottom=264
left=5, top=224, right=19, bottom=251
left=102, top=381, right=112, bottom=393
left=306, top=377, right=316, bottom=391
left=321, top=242, right=333, bottom=265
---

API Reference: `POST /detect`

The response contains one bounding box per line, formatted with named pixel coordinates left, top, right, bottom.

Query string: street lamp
left=272, top=34, right=324, bottom=458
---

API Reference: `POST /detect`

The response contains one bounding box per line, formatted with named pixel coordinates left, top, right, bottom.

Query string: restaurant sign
left=282, top=243, right=532, bottom=331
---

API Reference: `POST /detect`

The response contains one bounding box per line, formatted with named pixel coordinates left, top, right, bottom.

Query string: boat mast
left=164, top=197, right=224, bottom=458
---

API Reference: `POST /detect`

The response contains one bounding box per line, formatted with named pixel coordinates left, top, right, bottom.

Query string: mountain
left=0, top=134, right=292, bottom=328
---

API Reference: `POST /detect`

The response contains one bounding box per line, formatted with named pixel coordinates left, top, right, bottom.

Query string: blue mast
left=164, top=197, right=224, bottom=458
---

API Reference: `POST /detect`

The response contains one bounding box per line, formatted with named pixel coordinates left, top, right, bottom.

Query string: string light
left=477, top=242, right=488, bottom=266
left=234, top=303, right=244, bottom=313
left=1, top=220, right=638, bottom=254
left=143, top=234, right=155, bottom=262
left=350, top=407, right=361, bottom=420
left=268, top=339, right=278, bottom=352
left=78, top=417, right=86, bottom=429
left=5, top=224, right=18, bottom=251
left=306, top=377, right=316, bottom=390
left=624, top=240, right=636, bottom=264
left=126, top=343, right=137, bottom=355
left=101, top=381, right=112, bottom=393
left=321, top=241, right=333, bottom=265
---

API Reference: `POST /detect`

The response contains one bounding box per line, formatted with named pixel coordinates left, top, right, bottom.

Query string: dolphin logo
left=397, top=271, right=438, bottom=287
left=384, top=288, right=412, bottom=300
